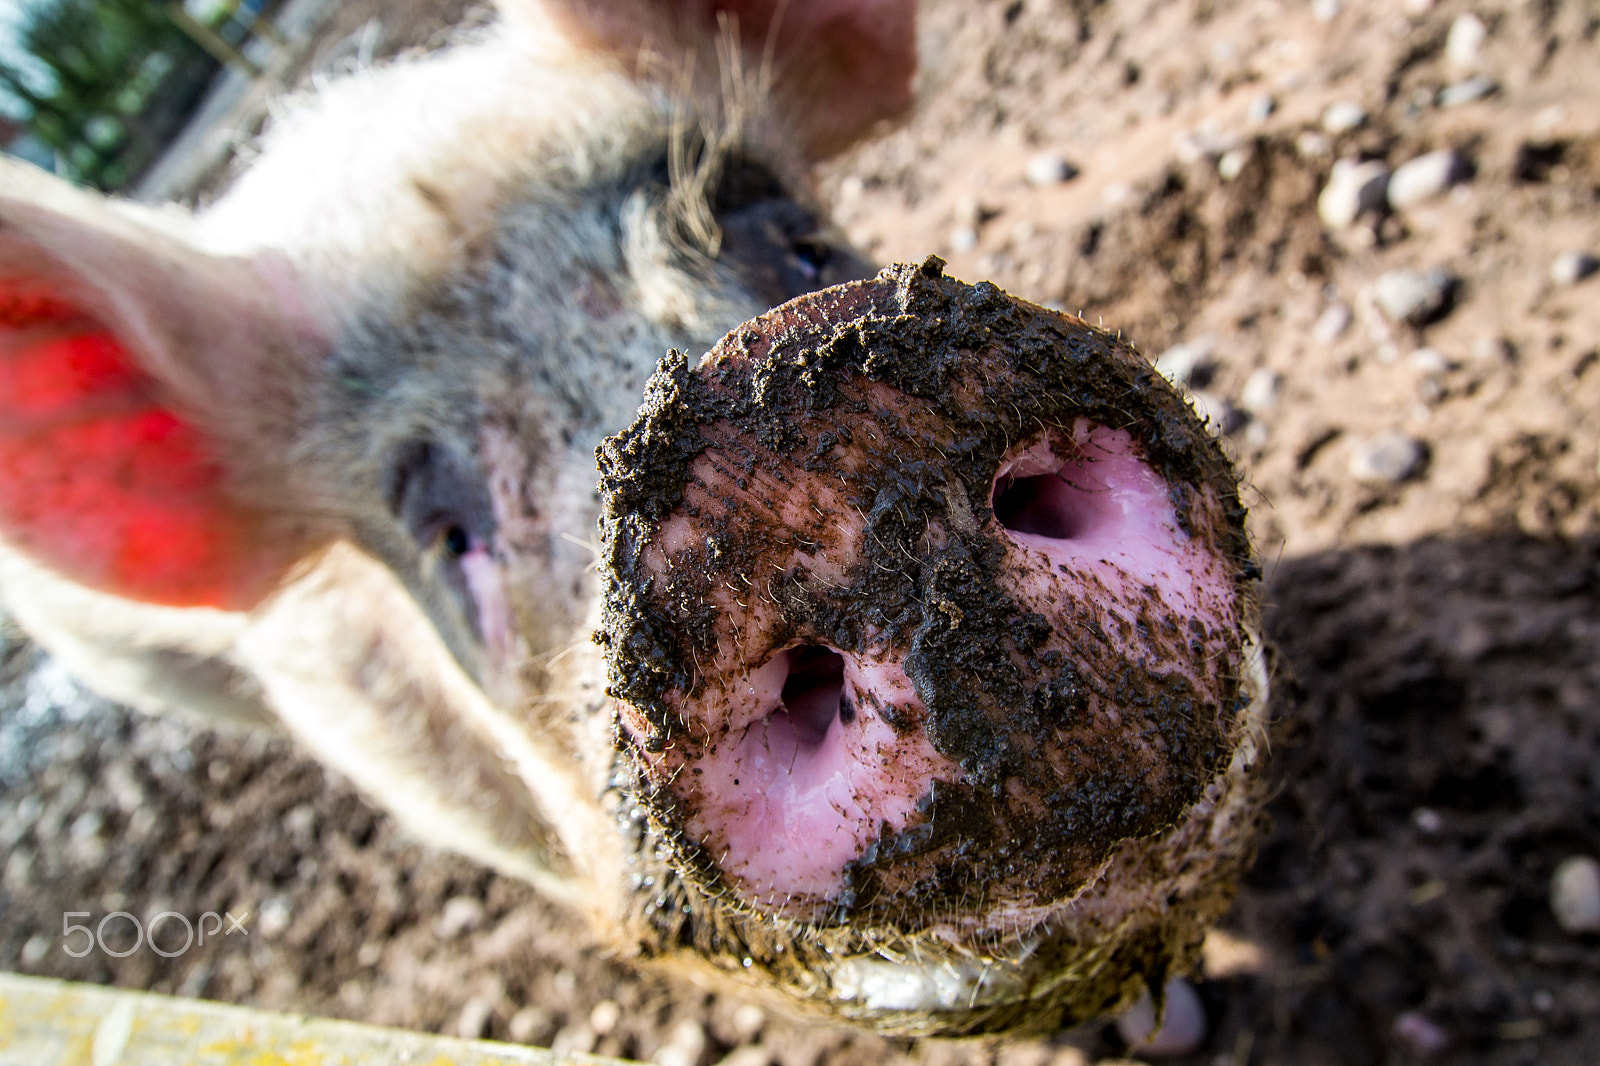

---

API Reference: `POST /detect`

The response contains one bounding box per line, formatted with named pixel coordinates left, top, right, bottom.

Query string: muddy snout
left=599, top=258, right=1260, bottom=947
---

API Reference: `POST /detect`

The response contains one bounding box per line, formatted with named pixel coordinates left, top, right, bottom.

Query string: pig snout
left=598, top=259, right=1269, bottom=1031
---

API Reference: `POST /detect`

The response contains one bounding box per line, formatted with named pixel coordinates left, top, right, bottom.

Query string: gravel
left=1296, top=130, right=1333, bottom=158
left=1374, top=268, right=1456, bottom=325
left=1471, top=335, right=1514, bottom=363
left=1319, top=158, right=1390, bottom=228
left=1313, top=303, right=1354, bottom=342
left=1115, top=977, right=1208, bottom=1058
left=1238, top=367, right=1283, bottom=413
left=1321, top=101, right=1367, bottom=134
left=1446, top=13, right=1487, bottom=72
left=1024, top=152, right=1079, bottom=186
left=1217, top=146, right=1252, bottom=181
left=1394, top=1012, right=1451, bottom=1057
left=1190, top=390, right=1245, bottom=435
left=1153, top=336, right=1218, bottom=387
left=1550, top=250, right=1599, bottom=286
left=1551, top=856, right=1600, bottom=934
left=1438, top=75, right=1496, bottom=107
left=435, top=895, right=485, bottom=938
left=1349, top=431, right=1428, bottom=483
left=1387, top=149, right=1469, bottom=209
left=1247, top=94, right=1276, bottom=124
left=1406, top=347, right=1452, bottom=373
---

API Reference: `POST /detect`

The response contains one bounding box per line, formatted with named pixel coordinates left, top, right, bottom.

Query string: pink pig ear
left=0, top=164, right=335, bottom=611
left=508, top=0, right=917, bottom=158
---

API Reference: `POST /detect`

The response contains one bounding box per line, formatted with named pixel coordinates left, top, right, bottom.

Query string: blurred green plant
left=0, top=0, right=220, bottom=190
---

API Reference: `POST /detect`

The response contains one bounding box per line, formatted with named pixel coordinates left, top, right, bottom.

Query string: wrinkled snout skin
left=0, top=0, right=1268, bottom=1039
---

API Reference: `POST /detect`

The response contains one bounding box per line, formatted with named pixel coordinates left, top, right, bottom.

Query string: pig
left=0, top=0, right=1268, bottom=1039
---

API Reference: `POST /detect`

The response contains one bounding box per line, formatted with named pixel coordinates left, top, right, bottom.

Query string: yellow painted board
left=0, top=972, right=632, bottom=1066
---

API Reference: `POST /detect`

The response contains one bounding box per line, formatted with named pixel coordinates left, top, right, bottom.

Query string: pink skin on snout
left=992, top=422, right=1240, bottom=700
left=622, top=418, right=1237, bottom=910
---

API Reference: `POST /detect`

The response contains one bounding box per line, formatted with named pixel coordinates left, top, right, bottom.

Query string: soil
left=3, top=0, right=1599, bottom=1064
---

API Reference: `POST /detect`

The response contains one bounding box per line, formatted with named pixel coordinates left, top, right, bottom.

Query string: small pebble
left=1407, top=347, right=1451, bottom=373
left=729, top=1003, right=767, bottom=1041
left=952, top=194, right=986, bottom=229
left=1173, top=126, right=1236, bottom=164
left=1446, top=13, right=1487, bottom=72
left=1190, top=391, right=1244, bottom=435
left=1394, top=1011, right=1451, bottom=1057
left=1296, top=131, right=1333, bottom=159
left=1412, top=807, right=1444, bottom=834
left=589, top=1000, right=622, bottom=1036
left=1318, top=159, right=1390, bottom=229
left=435, top=895, right=485, bottom=938
left=1438, top=75, right=1496, bottom=107
left=507, top=1005, right=553, bottom=1044
left=1247, top=94, right=1277, bottom=124
left=1238, top=367, right=1282, bottom=414
left=1025, top=152, right=1079, bottom=186
left=1115, top=977, right=1208, bottom=1057
left=656, top=1019, right=709, bottom=1066
left=1349, top=431, right=1427, bottom=483
left=455, top=996, right=495, bottom=1040
left=1313, top=303, right=1353, bottom=342
left=1550, top=251, right=1600, bottom=286
left=1402, top=0, right=1434, bottom=14
left=1373, top=268, right=1455, bottom=325
left=1154, top=337, right=1217, bottom=387
left=1550, top=855, right=1600, bottom=933
left=1218, top=147, right=1252, bottom=181
left=1471, top=335, right=1513, bottom=363
left=1101, top=182, right=1134, bottom=207
left=948, top=226, right=979, bottom=253
left=552, top=1023, right=598, bottom=1056
left=259, top=896, right=292, bottom=937
left=1387, top=149, right=1469, bottom=209
left=20, top=934, right=50, bottom=966
left=1311, top=0, right=1342, bottom=22
left=1321, top=101, right=1367, bottom=134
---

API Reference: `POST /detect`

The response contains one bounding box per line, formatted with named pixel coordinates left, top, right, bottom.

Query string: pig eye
left=385, top=439, right=495, bottom=566
left=695, top=154, right=871, bottom=303
left=714, top=194, right=866, bottom=305
left=790, top=237, right=833, bottom=283
left=442, top=525, right=472, bottom=559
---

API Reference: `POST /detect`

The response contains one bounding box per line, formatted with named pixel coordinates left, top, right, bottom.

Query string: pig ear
left=505, top=0, right=917, bottom=158
left=0, top=163, right=335, bottom=611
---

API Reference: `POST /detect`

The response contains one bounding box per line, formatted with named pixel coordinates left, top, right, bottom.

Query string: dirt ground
left=3, top=0, right=1599, bottom=1064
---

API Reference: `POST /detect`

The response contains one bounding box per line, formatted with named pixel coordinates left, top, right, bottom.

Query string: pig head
left=0, top=0, right=1268, bottom=1036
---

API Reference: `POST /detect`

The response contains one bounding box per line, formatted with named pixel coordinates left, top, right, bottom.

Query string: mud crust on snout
left=596, top=258, right=1269, bottom=1035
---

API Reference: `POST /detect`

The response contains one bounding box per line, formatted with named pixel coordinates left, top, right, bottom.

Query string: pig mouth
left=598, top=258, right=1257, bottom=943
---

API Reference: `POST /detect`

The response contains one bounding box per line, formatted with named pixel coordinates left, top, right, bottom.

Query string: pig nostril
left=777, top=645, right=847, bottom=750
left=993, top=470, right=1086, bottom=540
